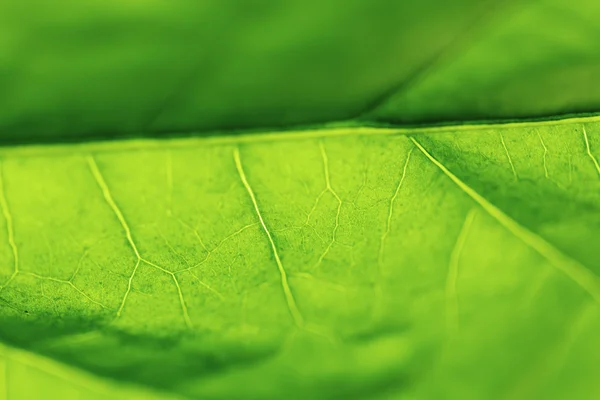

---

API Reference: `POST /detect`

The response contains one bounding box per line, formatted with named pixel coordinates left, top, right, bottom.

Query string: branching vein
left=174, top=222, right=259, bottom=274
left=379, top=148, right=413, bottom=266
left=233, top=147, right=304, bottom=328
left=411, top=137, right=600, bottom=303
left=87, top=156, right=192, bottom=328
left=143, top=259, right=193, bottom=328
left=23, top=272, right=107, bottom=308
left=305, top=189, right=327, bottom=225
left=176, top=218, right=209, bottom=253
left=313, top=141, right=343, bottom=269
left=87, top=156, right=142, bottom=318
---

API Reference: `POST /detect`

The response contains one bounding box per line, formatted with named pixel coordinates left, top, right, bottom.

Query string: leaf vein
left=233, top=147, right=305, bottom=328
left=582, top=125, right=600, bottom=176
left=411, top=137, right=600, bottom=303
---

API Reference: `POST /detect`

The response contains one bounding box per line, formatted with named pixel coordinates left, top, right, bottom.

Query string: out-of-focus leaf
left=2, top=1, right=600, bottom=142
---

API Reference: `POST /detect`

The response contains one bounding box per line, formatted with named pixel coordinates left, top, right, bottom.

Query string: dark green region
left=3, top=0, right=600, bottom=144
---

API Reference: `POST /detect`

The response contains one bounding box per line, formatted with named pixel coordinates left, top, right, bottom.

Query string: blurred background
left=1, top=0, right=600, bottom=142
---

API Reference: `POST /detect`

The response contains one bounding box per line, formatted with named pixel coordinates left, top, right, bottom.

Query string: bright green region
left=1, top=116, right=600, bottom=399
left=2, top=1, right=600, bottom=142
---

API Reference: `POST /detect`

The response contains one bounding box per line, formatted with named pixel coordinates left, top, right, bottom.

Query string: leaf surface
left=2, top=1, right=600, bottom=142
left=1, top=116, right=600, bottom=399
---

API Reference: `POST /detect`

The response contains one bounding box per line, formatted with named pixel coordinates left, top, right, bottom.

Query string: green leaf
left=1, top=116, right=600, bottom=399
left=2, top=1, right=600, bottom=142
left=366, top=0, right=600, bottom=124
left=3, top=1, right=600, bottom=398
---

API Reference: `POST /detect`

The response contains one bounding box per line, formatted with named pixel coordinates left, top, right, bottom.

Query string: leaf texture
left=1, top=116, right=600, bottom=399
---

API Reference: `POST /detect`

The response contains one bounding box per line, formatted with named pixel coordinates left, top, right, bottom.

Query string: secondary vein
left=411, top=137, right=600, bottom=304
left=233, top=146, right=305, bottom=328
